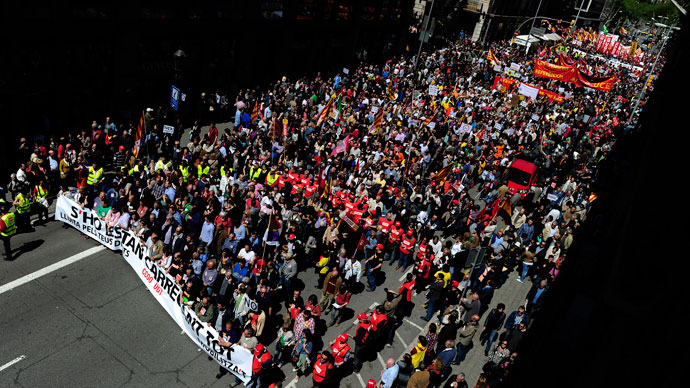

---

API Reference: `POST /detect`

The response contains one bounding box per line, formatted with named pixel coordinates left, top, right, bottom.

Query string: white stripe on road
left=355, top=372, right=367, bottom=387
left=285, top=378, right=297, bottom=388
left=0, top=355, right=26, bottom=372
left=0, top=246, right=106, bottom=295
left=377, top=353, right=386, bottom=368
left=398, top=266, right=414, bottom=282
left=395, top=331, right=409, bottom=348
left=352, top=302, right=380, bottom=325
left=403, top=318, right=424, bottom=331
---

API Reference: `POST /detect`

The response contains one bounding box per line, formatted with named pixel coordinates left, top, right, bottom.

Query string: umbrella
left=235, top=101, right=246, bottom=110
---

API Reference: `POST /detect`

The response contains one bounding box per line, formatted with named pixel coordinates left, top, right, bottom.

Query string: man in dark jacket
left=506, top=321, right=527, bottom=352
left=480, top=303, right=506, bottom=356
left=502, top=306, right=529, bottom=340
left=422, top=273, right=445, bottom=321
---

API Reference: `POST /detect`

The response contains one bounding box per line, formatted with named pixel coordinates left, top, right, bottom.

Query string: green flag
left=602, top=24, right=608, bottom=34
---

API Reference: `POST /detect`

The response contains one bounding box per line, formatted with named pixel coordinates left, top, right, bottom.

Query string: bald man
left=380, top=358, right=399, bottom=388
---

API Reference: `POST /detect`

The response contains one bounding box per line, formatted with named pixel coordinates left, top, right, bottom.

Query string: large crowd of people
left=0, top=28, right=661, bottom=388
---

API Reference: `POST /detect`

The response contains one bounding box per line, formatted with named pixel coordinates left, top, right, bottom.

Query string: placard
left=428, top=85, right=439, bottom=96
left=163, top=125, right=175, bottom=134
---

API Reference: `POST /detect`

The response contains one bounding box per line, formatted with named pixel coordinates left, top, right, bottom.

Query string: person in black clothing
left=435, top=313, right=460, bottom=354
left=480, top=303, right=506, bottom=356
left=506, top=321, right=527, bottom=353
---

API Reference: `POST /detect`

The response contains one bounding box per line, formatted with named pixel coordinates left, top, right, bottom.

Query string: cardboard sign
left=163, top=125, right=175, bottom=134
left=428, top=85, right=439, bottom=96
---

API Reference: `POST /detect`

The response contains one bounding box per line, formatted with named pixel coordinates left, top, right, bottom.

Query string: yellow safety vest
left=249, top=167, right=262, bottom=181
left=220, top=166, right=234, bottom=177
left=155, top=160, right=172, bottom=171
left=1, top=212, right=16, bottom=237
left=197, top=165, right=210, bottom=179
left=15, top=194, right=31, bottom=214
left=266, top=173, right=279, bottom=186
left=87, top=166, right=103, bottom=185
left=36, top=185, right=48, bottom=199
left=128, top=165, right=141, bottom=176
left=180, top=166, right=190, bottom=182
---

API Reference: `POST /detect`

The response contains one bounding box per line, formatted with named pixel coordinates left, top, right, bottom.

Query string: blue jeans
left=454, top=342, right=471, bottom=364
left=397, top=252, right=410, bottom=269
left=484, top=331, right=498, bottom=354
left=425, top=298, right=437, bottom=321
left=280, top=275, right=292, bottom=293
left=520, top=262, right=533, bottom=282
left=366, top=265, right=377, bottom=290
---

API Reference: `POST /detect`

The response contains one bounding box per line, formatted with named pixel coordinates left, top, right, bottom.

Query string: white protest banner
left=547, top=193, right=559, bottom=202
left=510, top=62, right=520, bottom=71
left=163, top=125, right=175, bottom=134
left=55, top=197, right=253, bottom=384
left=518, top=83, right=539, bottom=100
left=531, top=114, right=540, bottom=121
left=428, top=85, right=439, bottom=96
left=427, top=122, right=436, bottom=129
left=120, top=229, right=253, bottom=383
left=343, top=67, right=349, bottom=75
left=55, top=196, right=122, bottom=250
left=460, top=123, right=472, bottom=133
left=494, top=122, right=503, bottom=131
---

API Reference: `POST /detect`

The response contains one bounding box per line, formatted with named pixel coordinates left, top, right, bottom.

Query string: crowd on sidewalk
left=1, top=30, right=659, bottom=387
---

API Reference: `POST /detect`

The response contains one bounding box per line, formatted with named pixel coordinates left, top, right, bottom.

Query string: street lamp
left=525, top=0, right=544, bottom=54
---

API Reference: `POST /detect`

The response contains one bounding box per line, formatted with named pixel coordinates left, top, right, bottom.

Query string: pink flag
left=330, top=134, right=350, bottom=156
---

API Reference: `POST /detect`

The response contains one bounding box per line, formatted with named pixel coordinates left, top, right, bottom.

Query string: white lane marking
left=398, top=266, right=414, bottom=281
left=352, top=302, right=380, bottom=325
left=403, top=318, right=424, bottom=331
left=377, top=353, right=386, bottom=368
left=0, top=355, right=26, bottom=372
left=0, top=246, right=106, bottom=295
left=355, top=372, right=367, bottom=387
left=285, top=378, right=297, bottom=388
left=395, top=331, right=409, bottom=348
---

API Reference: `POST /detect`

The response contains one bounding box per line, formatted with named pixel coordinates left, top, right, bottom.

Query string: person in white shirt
left=237, top=244, right=256, bottom=265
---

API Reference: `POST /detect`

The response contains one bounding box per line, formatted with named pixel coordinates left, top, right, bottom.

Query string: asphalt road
left=0, top=122, right=533, bottom=388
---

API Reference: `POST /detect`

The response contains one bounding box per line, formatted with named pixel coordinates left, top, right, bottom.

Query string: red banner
left=492, top=75, right=566, bottom=103
left=533, top=60, right=579, bottom=83
left=533, top=60, right=617, bottom=92
left=577, top=72, right=617, bottom=92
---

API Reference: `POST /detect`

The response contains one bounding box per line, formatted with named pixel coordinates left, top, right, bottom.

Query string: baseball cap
left=407, top=230, right=413, bottom=235
left=255, top=343, right=264, bottom=354
left=338, top=333, right=348, bottom=342
left=395, top=221, right=401, bottom=227
left=367, top=379, right=377, bottom=388
left=357, top=313, right=368, bottom=320
left=376, top=244, right=383, bottom=249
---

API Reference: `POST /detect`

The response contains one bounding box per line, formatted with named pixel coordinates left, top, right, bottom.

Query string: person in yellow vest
left=32, top=179, right=50, bottom=224
left=179, top=160, right=191, bottom=183
left=86, top=161, right=103, bottom=187
left=265, top=167, right=279, bottom=188
left=154, top=156, right=172, bottom=172
left=196, top=160, right=210, bottom=180
left=248, top=160, right=262, bottom=182
left=12, top=186, right=33, bottom=232
left=0, top=200, right=17, bottom=260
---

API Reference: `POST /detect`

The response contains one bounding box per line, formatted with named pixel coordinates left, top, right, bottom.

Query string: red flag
left=133, top=111, right=144, bottom=158
left=251, top=102, right=259, bottom=123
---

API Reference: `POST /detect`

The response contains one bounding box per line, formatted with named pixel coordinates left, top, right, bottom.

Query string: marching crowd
left=1, top=30, right=658, bottom=388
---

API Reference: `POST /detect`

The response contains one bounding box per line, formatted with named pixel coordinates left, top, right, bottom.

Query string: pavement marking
left=395, top=331, right=409, bottom=348
left=377, top=353, right=386, bottom=368
left=0, top=355, right=26, bottom=372
left=398, top=266, right=414, bottom=281
left=351, top=302, right=380, bottom=325
left=0, top=246, right=106, bottom=295
left=285, top=378, right=297, bottom=388
left=403, top=318, right=424, bottom=331
left=355, top=372, right=367, bottom=387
